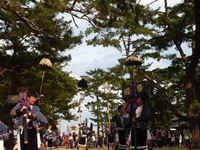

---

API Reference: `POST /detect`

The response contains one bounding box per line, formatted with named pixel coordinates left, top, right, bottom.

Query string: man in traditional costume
left=130, top=93, right=150, bottom=150
left=10, top=92, right=48, bottom=150
left=112, top=105, right=128, bottom=150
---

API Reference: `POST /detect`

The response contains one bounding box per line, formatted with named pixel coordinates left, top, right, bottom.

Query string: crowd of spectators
left=148, top=126, right=192, bottom=149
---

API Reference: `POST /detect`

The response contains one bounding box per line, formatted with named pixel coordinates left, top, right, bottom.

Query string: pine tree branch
left=11, top=10, right=42, bottom=33
left=139, top=69, right=188, bottom=121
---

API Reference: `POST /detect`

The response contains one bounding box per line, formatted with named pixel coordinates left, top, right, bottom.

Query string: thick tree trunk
left=188, top=103, right=200, bottom=148
left=185, top=75, right=200, bottom=149
left=186, top=0, right=200, bottom=148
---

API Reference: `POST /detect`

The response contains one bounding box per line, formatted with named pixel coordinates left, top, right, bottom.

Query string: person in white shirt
left=130, top=93, right=150, bottom=150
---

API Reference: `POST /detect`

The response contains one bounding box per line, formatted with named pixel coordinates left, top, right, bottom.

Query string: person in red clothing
left=63, top=135, right=69, bottom=149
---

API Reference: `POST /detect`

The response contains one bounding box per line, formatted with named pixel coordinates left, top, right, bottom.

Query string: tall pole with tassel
left=39, top=58, right=52, bottom=95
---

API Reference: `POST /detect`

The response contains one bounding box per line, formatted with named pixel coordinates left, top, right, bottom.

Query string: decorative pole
left=77, top=79, right=88, bottom=115
left=125, top=55, right=142, bottom=67
left=39, top=58, right=52, bottom=95
left=77, top=78, right=88, bottom=135
left=103, top=81, right=111, bottom=130
left=124, top=54, right=142, bottom=150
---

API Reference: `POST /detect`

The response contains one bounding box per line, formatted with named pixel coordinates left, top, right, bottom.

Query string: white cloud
left=64, top=42, right=122, bottom=76
left=140, top=0, right=183, bottom=10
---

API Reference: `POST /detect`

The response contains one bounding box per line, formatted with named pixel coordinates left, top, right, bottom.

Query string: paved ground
left=55, top=146, right=190, bottom=150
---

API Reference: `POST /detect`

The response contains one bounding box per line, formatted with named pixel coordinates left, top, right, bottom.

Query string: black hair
left=26, top=92, right=37, bottom=98
left=137, top=92, right=148, bottom=103
left=117, top=105, right=123, bottom=111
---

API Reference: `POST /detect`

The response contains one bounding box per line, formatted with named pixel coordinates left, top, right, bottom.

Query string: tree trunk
left=188, top=0, right=200, bottom=148
left=97, top=96, right=100, bottom=144
left=185, top=73, right=200, bottom=149
left=188, top=105, right=200, bottom=148
left=97, top=114, right=100, bottom=144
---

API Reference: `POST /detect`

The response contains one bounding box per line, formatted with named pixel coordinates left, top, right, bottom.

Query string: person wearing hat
left=10, top=92, right=48, bottom=150
left=130, top=93, right=150, bottom=150
left=111, top=104, right=129, bottom=150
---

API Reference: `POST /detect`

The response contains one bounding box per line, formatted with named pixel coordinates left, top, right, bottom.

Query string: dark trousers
left=117, top=130, right=126, bottom=150
left=20, top=128, right=38, bottom=150
left=108, top=134, right=114, bottom=143
left=130, top=127, right=147, bottom=150
left=47, top=139, right=53, bottom=147
left=4, top=134, right=15, bottom=150
left=79, top=137, right=86, bottom=145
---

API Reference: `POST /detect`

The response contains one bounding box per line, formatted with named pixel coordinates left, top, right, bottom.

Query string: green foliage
left=80, top=0, right=199, bottom=131
left=0, top=0, right=82, bottom=125
left=85, top=1, right=157, bottom=54
left=0, top=0, right=199, bottom=136
left=84, top=68, right=122, bottom=128
left=192, top=101, right=200, bottom=115
left=38, top=66, right=78, bottom=121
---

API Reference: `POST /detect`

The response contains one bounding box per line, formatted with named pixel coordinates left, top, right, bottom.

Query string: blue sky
left=60, top=0, right=184, bottom=134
